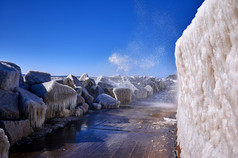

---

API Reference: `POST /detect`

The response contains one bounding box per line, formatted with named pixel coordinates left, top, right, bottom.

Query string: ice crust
left=0, top=128, right=9, bottom=158
left=175, top=0, right=238, bottom=157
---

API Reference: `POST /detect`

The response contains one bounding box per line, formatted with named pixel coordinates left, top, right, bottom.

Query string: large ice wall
left=175, top=0, right=238, bottom=157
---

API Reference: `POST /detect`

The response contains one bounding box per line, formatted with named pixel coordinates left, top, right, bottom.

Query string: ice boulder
left=91, top=103, right=102, bottom=110
left=17, top=88, right=47, bottom=128
left=0, top=120, right=33, bottom=146
left=25, top=70, right=51, bottom=85
left=31, top=80, right=77, bottom=119
left=0, top=89, right=19, bottom=120
left=76, top=94, right=85, bottom=105
left=0, top=128, right=9, bottom=158
left=1, top=61, right=24, bottom=87
left=78, top=103, right=89, bottom=113
left=144, top=85, right=153, bottom=97
left=95, top=93, right=120, bottom=109
left=0, top=62, right=19, bottom=91
left=88, top=85, right=104, bottom=101
left=113, top=88, right=132, bottom=104
left=64, top=74, right=94, bottom=105
left=175, top=0, right=238, bottom=157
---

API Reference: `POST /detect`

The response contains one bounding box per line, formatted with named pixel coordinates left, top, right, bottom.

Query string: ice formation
left=175, top=0, right=238, bottom=157
left=25, top=70, right=51, bottom=85
left=0, top=89, right=19, bottom=120
left=0, top=62, right=19, bottom=91
left=96, top=94, right=120, bottom=109
left=113, top=88, right=132, bottom=104
left=31, top=80, right=77, bottom=119
left=64, top=74, right=94, bottom=105
left=17, top=88, right=47, bottom=128
left=0, top=128, right=9, bottom=158
left=0, top=120, right=33, bottom=145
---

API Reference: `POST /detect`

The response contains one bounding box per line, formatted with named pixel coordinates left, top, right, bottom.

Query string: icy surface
left=0, top=128, right=9, bottom=158
left=175, top=0, right=238, bottom=157
left=31, top=80, right=77, bottom=119
left=113, top=88, right=132, bottom=104
left=17, top=88, right=47, bottom=128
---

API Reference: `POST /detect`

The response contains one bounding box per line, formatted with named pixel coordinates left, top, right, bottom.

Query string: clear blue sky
left=0, top=0, right=204, bottom=77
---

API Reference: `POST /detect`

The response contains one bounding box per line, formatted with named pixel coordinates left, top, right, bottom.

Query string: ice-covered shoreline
left=0, top=60, right=176, bottom=158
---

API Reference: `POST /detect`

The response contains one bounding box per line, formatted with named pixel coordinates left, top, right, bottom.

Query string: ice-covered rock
left=0, top=128, right=9, bottom=158
left=17, top=88, right=47, bottom=128
left=79, top=103, right=89, bottom=113
left=1, top=61, right=24, bottom=88
left=88, top=85, right=104, bottom=100
left=113, top=88, right=132, bottom=104
left=64, top=74, right=94, bottom=105
left=79, top=73, right=96, bottom=89
left=0, top=120, right=33, bottom=146
left=25, top=70, right=51, bottom=85
left=91, top=103, right=102, bottom=110
left=72, top=108, right=83, bottom=117
left=0, top=89, right=19, bottom=120
left=75, top=86, right=83, bottom=96
left=0, top=62, right=19, bottom=91
left=175, top=0, right=238, bottom=157
left=95, top=93, right=120, bottom=109
left=144, top=85, right=153, bottom=97
left=97, top=76, right=116, bottom=98
left=31, top=80, right=77, bottom=119
left=77, top=94, right=85, bottom=105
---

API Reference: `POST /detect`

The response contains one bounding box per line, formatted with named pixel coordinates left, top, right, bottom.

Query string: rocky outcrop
left=0, top=89, right=19, bottom=120
left=25, top=70, right=51, bottom=85
left=0, top=120, right=33, bottom=146
left=175, top=0, right=238, bottom=157
left=95, top=94, right=120, bottom=109
left=31, top=80, right=77, bottom=119
left=113, top=88, right=132, bottom=104
left=0, top=62, right=19, bottom=91
left=17, top=88, right=47, bottom=128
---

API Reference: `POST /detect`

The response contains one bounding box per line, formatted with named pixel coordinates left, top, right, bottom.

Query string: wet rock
left=0, top=89, right=19, bottom=120
left=113, top=88, right=132, bottom=104
left=64, top=74, right=94, bottom=105
left=95, top=93, right=120, bottom=109
left=91, top=103, right=102, bottom=110
left=0, top=120, right=33, bottom=146
left=25, top=70, right=51, bottom=85
left=0, top=128, right=9, bottom=158
left=31, top=80, right=77, bottom=119
left=0, top=62, right=19, bottom=91
left=17, top=88, right=47, bottom=128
